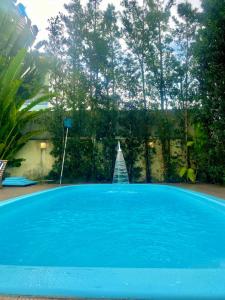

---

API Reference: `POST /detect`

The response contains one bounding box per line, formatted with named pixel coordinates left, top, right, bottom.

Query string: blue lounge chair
left=2, top=176, right=38, bottom=187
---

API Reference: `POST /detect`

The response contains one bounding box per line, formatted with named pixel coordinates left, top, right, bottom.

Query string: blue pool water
left=0, top=184, right=225, bottom=298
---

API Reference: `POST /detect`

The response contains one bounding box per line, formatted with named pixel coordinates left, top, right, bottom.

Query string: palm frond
left=0, top=49, right=48, bottom=162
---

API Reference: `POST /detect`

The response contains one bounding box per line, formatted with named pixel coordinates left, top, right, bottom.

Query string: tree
left=44, top=0, right=122, bottom=182
left=144, top=0, right=176, bottom=181
left=173, top=2, right=199, bottom=179
left=121, top=0, right=152, bottom=182
left=194, top=0, right=225, bottom=183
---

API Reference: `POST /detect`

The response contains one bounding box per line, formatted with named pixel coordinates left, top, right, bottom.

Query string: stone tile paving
left=0, top=184, right=60, bottom=201
left=0, top=297, right=104, bottom=300
left=170, top=183, right=225, bottom=200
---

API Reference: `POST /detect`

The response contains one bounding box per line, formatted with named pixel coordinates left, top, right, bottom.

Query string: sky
left=20, top=0, right=201, bottom=42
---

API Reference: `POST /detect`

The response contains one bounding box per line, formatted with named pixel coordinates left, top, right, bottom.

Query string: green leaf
left=0, top=49, right=47, bottom=162
left=179, top=167, right=187, bottom=178
left=187, top=141, right=194, bottom=147
left=187, top=168, right=196, bottom=183
left=0, top=143, right=5, bottom=152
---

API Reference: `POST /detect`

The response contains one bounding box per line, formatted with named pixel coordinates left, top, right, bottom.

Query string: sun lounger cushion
left=2, top=177, right=38, bottom=187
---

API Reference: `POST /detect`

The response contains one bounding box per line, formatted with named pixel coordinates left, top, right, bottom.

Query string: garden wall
left=7, top=138, right=184, bottom=182
left=8, top=140, right=55, bottom=180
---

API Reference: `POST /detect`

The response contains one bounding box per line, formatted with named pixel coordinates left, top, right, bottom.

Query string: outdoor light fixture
left=40, top=142, right=47, bottom=150
left=149, top=141, right=155, bottom=148
left=40, top=142, right=47, bottom=181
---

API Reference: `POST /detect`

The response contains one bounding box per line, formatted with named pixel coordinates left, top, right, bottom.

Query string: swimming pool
left=0, top=184, right=225, bottom=299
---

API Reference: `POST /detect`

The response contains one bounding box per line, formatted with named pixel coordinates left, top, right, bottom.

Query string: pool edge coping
left=1, top=183, right=225, bottom=209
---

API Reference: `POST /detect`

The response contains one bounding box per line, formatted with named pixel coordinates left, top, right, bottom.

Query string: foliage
left=41, top=0, right=225, bottom=184
left=178, top=141, right=196, bottom=183
left=179, top=166, right=196, bottom=183
left=0, top=49, right=51, bottom=166
left=0, top=0, right=50, bottom=167
left=193, top=0, right=225, bottom=184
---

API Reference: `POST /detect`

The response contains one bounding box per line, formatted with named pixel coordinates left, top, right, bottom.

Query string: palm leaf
left=0, top=49, right=49, bottom=162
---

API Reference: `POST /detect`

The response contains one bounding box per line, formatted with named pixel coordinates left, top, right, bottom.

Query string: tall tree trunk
left=158, top=20, right=164, bottom=111
left=184, top=19, right=190, bottom=170
left=140, top=1, right=151, bottom=183
left=158, top=16, right=170, bottom=181
left=141, top=61, right=151, bottom=182
left=91, top=0, right=98, bottom=181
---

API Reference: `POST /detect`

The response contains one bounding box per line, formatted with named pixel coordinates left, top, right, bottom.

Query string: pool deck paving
left=0, top=184, right=59, bottom=201
left=0, top=297, right=105, bottom=300
left=0, top=182, right=225, bottom=300
left=169, top=182, right=225, bottom=200
left=0, top=295, right=129, bottom=300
